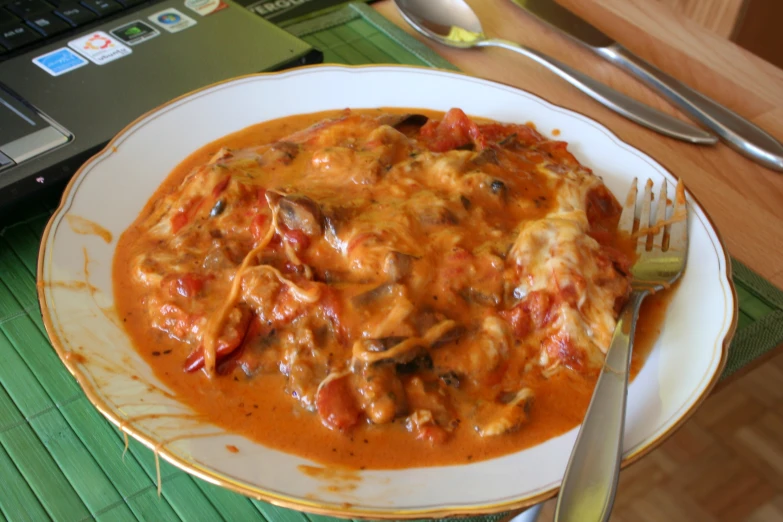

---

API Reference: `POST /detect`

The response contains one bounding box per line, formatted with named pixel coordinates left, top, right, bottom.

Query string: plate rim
left=36, top=63, right=737, bottom=519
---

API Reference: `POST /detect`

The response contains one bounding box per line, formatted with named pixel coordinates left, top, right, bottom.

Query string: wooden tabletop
left=375, top=0, right=783, bottom=289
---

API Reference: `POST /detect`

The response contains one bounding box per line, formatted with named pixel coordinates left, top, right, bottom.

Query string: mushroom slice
left=378, top=113, right=429, bottom=132
left=383, top=251, right=416, bottom=282
left=266, top=191, right=323, bottom=236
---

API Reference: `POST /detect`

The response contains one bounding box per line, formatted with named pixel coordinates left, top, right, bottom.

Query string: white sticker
left=184, top=0, right=227, bottom=16
left=32, top=47, right=89, bottom=77
left=68, top=31, right=132, bottom=65
left=148, top=8, right=197, bottom=33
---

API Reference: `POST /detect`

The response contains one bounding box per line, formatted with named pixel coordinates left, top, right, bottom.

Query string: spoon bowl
left=395, top=0, right=485, bottom=48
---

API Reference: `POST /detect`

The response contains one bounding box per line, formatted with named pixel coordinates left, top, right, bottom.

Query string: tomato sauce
left=114, top=109, right=670, bottom=469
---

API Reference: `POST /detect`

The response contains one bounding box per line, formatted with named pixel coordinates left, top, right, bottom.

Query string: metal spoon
left=393, top=0, right=717, bottom=145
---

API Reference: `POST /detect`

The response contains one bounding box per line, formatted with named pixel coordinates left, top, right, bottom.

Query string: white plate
left=38, top=65, right=735, bottom=519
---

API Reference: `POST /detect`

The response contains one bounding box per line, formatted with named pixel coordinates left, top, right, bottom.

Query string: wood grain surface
left=536, top=350, right=783, bottom=521
left=656, top=0, right=747, bottom=38
left=375, top=0, right=783, bottom=289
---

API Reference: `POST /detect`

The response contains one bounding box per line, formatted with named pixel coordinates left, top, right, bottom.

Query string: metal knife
left=510, top=0, right=783, bottom=172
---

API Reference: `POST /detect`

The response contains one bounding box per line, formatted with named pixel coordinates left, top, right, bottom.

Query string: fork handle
left=554, top=290, right=648, bottom=522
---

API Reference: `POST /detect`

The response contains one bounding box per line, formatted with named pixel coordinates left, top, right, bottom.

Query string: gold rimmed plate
left=38, top=65, right=735, bottom=519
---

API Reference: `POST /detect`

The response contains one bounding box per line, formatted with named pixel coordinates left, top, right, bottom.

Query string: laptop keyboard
left=0, top=0, right=154, bottom=59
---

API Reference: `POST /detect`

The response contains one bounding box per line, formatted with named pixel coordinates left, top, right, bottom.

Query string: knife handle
left=482, top=39, right=717, bottom=145
left=600, top=44, right=783, bottom=172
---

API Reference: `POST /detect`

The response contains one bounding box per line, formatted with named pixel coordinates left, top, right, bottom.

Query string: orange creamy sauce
left=114, top=109, right=669, bottom=469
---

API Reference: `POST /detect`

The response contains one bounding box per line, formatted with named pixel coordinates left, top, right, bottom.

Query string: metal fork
left=554, top=179, right=689, bottom=522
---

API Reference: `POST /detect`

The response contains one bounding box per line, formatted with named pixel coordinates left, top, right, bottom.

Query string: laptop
left=0, top=0, right=322, bottom=208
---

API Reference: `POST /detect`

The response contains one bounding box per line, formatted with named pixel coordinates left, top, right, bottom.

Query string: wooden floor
left=535, top=350, right=783, bottom=522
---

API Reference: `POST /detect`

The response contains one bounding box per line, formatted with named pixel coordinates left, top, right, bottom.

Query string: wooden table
left=376, top=0, right=783, bottom=289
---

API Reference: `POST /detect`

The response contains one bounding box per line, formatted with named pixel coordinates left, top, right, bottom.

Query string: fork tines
left=619, top=178, right=688, bottom=252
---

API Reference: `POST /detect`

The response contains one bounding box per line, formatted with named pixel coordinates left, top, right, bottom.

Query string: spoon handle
left=553, top=290, right=647, bottom=522
left=481, top=39, right=716, bottom=145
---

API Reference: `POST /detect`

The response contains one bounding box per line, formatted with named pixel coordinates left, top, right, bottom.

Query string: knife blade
left=510, top=0, right=783, bottom=172
left=510, top=0, right=614, bottom=49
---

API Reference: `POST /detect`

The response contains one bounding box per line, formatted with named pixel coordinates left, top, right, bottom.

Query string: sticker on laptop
left=184, top=0, right=227, bottom=16
left=148, top=8, right=196, bottom=33
left=32, top=47, right=88, bottom=77
left=68, top=31, right=132, bottom=65
left=111, top=20, right=159, bottom=46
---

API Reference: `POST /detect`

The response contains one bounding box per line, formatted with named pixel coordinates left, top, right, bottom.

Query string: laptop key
left=79, top=0, right=121, bottom=16
left=26, top=11, right=71, bottom=34
left=0, top=22, right=40, bottom=49
left=0, top=8, right=22, bottom=26
left=115, top=0, right=146, bottom=7
left=53, top=2, right=95, bottom=25
left=6, top=0, right=53, bottom=17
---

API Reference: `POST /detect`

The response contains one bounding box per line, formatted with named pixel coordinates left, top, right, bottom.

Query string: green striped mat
left=0, top=3, right=780, bottom=521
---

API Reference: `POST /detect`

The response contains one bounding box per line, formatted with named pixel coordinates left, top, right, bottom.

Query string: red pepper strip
left=216, top=316, right=265, bottom=375
left=256, top=187, right=267, bottom=207
left=170, top=212, right=188, bottom=234
left=170, top=197, right=204, bottom=234
left=316, top=375, right=361, bottom=431
left=319, top=286, right=346, bottom=345
left=345, top=232, right=373, bottom=255
left=183, top=308, right=252, bottom=372
left=211, top=175, right=230, bottom=198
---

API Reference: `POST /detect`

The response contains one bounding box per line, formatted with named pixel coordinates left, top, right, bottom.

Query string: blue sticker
left=33, top=48, right=88, bottom=77
left=158, top=12, right=181, bottom=23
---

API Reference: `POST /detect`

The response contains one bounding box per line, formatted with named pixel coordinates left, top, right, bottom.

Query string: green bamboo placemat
left=0, top=3, right=781, bottom=521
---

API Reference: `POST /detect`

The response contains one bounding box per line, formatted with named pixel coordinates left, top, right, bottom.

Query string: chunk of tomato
left=282, top=227, right=310, bottom=252
left=184, top=309, right=252, bottom=372
left=250, top=214, right=268, bottom=242
left=168, top=273, right=205, bottom=299
left=500, top=305, right=531, bottom=339
left=586, top=184, right=621, bottom=232
left=501, top=290, right=554, bottom=339
left=415, top=424, right=448, bottom=445
left=420, top=108, right=486, bottom=152
left=525, top=290, right=553, bottom=328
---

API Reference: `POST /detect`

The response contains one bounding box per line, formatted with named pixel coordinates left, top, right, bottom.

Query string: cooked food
left=114, top=108, right=662, bottom=468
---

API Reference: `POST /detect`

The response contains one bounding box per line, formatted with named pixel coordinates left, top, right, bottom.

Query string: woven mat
left=0, top=3, right=781, bottom=521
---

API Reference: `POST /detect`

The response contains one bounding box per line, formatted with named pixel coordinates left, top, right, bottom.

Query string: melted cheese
left=114, top=108, right=640, bottom=467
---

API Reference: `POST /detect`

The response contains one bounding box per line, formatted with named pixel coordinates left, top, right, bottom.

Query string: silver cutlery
left=511, top=0, right=783, bottom=171
left=555, top=179, right=689, bottom=522
left=393, top=0, right=717, bottom=145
